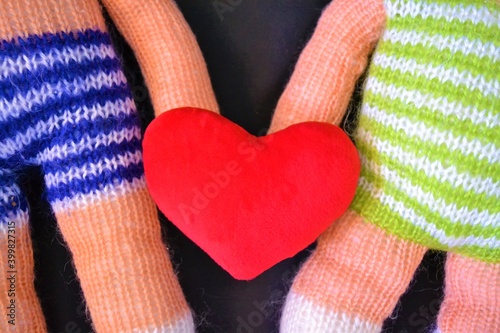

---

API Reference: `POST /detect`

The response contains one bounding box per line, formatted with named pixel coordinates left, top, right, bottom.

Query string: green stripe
left=369, top=64, right=497, bottom=120
left=387, top=14, right=500, bottom=49
left=364, top=92, right=499, bottom=148
left=351, top=186, right=500, bottom=263
left=357, top=138, right=500, bottom=218
left=387, top=0, right=500, bottom=14
left=377, top=38, right=498, bottom=84
left=357, top=165, right=499, bottom=238
left=356, top=115, right=500, bottom=184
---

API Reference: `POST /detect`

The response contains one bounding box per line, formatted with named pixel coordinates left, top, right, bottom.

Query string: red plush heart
left=143, top=107, right=360, bottom=280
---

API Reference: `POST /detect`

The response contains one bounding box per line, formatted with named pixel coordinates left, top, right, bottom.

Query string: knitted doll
left=269, top=0, right=499, bottom=332
left=100, top=1, right=497, bottom=332
left=0, top=0, right=217, bottom=331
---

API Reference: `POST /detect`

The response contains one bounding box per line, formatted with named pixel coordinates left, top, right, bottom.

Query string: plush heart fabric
left=143, top=107, right=360, bottom=280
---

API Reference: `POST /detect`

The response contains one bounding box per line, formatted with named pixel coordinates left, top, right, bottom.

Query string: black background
left=27, top=1, right=445, bottom=332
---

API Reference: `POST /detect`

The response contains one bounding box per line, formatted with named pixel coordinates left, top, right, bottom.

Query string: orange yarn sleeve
left=101, top=0, right=219, bottom=116
left=269, top=0, right=386, bottom=133
left=437, top=254, right=500, bottom=333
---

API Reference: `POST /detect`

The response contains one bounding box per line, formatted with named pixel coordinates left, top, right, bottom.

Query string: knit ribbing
left=351, top=0, right=500, bottom=262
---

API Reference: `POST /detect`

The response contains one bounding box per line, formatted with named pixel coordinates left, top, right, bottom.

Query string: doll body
left=351, top=0, right=499, bottom=262
left=0, top=0, right=219, bottom=331
left=1, top=0, right=497, bottom=331
left=271, top=0, right=499, bottom=332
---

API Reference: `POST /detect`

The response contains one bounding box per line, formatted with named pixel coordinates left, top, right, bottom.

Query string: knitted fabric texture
left=101, top=0, right=219, bottom=115
left=268, top=0, right=385, bottom=132
left=351, top=0, right=500, bottom=262
left=0, top=0, right=204, bottom=331
left=271, top=0, right=499, bottom=332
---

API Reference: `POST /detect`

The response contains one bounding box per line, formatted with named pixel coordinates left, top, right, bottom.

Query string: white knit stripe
left=365, top=77, right=499, bottom=129
left=383, top=28, right=500, bottom=62
left=362, top=104, right=500, bottom=164
left=373, top=53, right=499, bottom=97
left=50, top=176, right=148, bottom=213
left=0, top=98, right=136, bottom=160
left=0, top=43, right=116, bottom=80
left=359, top=177, right=500, bottom=249
left=357, top=128, right=500, bottom=198
left=0, top=69, right=128, bottom=122
left=38, top=126, right=142, bottom=163
left=359, top=153, right=500, bottom=228
left=385, top=0, right=499, bottom=28
left=0, top=170, right=29, bottom=226
left=281, top=292, right=381, bottom=333
left=44, top=149, right=143, bottom=188
left=0, top=183, right=20, bottom=207
left=121, top=313, right=195, bottom=333
left=0, top=210, right=30, bottom=232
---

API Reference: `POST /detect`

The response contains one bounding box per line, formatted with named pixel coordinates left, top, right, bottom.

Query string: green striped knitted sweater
left=351, top=0, right=499, bottom=262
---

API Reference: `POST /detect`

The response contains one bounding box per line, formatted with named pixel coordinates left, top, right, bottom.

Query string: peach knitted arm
left=0, top=0, right=199, bottom=331
left=268, top=0, right=385, bottom=133
left=101, top=0, right=219, bottom=116
left=270, top=1, right=425, bottom=332
left=436, top=254, right=500, bottom=332
left=279, top=0, right=500, bottom=332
